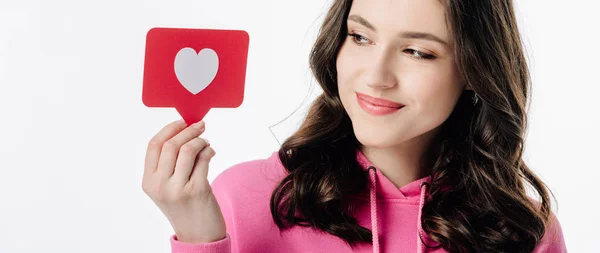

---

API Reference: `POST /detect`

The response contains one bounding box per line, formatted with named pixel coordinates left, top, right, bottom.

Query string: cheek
left=335, top=57, right=362, bottom=123
left=336, top=49, right=359, bottom=96
left=407, top=66, right=463, bottom=121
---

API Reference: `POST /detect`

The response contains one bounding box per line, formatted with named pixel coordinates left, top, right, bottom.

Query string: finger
left=144, top=119, right=188, bottom=175
left=188, top=144, right=215, bottom=187
left=156, top=121, right=206, bottom=178
left=172, top=137, right=209, bottom=185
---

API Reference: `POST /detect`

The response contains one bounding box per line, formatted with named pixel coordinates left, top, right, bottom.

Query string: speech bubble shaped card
left=142, top=27, right=250, bottom=125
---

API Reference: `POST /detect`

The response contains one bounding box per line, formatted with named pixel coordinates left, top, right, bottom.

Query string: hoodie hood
left=355, top=149, right=432, bottom=253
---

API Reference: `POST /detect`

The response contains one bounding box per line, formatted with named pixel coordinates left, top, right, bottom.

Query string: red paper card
left=142, top=27, right=250, bottom=125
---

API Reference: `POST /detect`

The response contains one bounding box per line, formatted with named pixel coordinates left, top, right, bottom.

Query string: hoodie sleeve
left=532, top=211, right=568, bottom=253
left=170, top=234, right=231, bottom=253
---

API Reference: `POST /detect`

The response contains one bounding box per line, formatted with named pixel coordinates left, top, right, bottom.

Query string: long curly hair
left=269, top=0, right=557, bottom=252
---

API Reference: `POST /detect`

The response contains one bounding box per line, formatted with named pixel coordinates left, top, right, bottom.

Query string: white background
left=0, top=0, right=598, bottom=252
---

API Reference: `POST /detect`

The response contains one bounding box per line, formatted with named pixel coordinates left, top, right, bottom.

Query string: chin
left=353, top=126, right=401, bottom=149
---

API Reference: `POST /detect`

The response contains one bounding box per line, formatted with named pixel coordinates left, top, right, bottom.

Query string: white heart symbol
left=174, top=47, right=219, bottom=95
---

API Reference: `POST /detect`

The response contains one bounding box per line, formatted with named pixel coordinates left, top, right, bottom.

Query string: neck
left=360, top=128, right=439, bottom=189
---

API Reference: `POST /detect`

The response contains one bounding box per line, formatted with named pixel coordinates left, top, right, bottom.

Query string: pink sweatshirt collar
left=356, top=149, right=431, bottom=253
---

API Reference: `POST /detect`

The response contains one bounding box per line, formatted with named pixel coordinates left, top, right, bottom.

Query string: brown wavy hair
left=269, top=0, right=557, bottom=252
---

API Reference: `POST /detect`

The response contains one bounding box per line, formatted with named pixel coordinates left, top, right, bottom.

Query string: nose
left=365, top=51, right=398, bottom=89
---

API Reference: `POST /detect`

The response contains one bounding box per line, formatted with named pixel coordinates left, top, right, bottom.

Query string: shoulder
left=205, top=151, right=288, bottom=248
left=528, top=197, right=568, bottom=252
left=533, top=210, right=567, bottom=252
left=210, top=151, right=287, bottom=198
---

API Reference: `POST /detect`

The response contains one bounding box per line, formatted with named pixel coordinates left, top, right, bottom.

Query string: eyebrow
left=347, top=14, right=449, bottom=46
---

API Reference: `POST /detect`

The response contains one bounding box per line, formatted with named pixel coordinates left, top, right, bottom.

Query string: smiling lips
left=356, top=92, right=405, bottom=116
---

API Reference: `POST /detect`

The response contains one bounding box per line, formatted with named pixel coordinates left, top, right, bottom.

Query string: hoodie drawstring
left=367, top=166, right=380, bottom=253
left=367, top=166, right=429, bottom=253
left=417, top=181, right=428, bottom=253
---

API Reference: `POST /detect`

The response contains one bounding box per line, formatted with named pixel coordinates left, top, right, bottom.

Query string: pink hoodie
left=169, top=150, right=567, bottom=253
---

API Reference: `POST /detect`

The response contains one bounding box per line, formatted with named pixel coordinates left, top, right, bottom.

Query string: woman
left=142, top=0, right=567, bottom=252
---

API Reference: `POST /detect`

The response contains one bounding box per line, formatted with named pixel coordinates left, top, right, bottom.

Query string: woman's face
left=336, top=0, right=466, bottom=149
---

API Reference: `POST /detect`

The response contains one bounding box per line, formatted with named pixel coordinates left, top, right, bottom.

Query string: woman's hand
left=142, top=120, right=226, bottom=243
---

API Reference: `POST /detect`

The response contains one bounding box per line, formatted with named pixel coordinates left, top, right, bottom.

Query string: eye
left=347, top=33, right=370, bottom=46
left=404, top=49, right=436, bottom=60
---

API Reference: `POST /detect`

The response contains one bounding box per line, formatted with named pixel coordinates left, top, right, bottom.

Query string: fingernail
left=193, top=121, right=205, bottom=130
left=205, top=139, right=210, bottom=145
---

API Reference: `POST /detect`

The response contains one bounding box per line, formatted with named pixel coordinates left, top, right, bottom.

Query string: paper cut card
left=143, top=27, right=250, bottom=125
